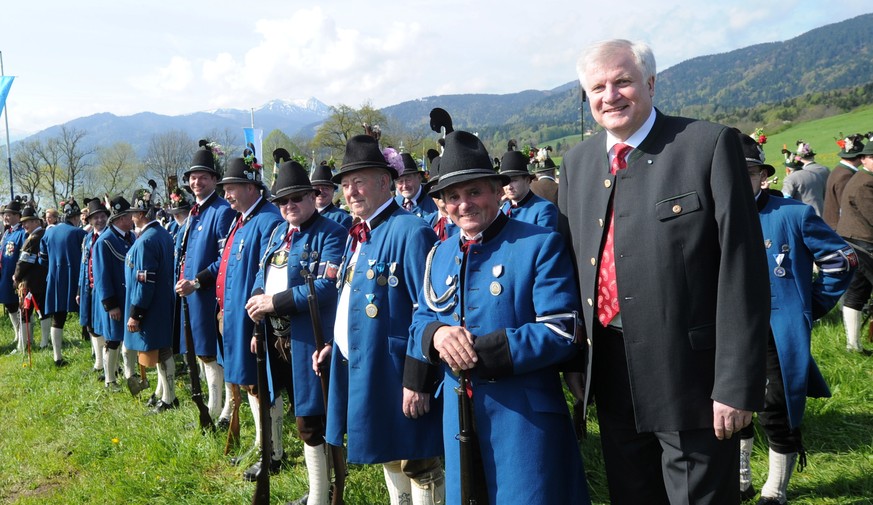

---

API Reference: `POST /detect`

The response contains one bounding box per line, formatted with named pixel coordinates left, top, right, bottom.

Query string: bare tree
left=87, top=141, right=140, bottom=198
left=12, top=139, right=45, bottom=205
left=37, top=137, right=64, bottom=204
left=144, top=130, right=194, bottom=201
left=56, top=125, right=95, bottom=198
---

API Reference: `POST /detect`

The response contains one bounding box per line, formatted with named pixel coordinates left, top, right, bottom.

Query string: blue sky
left=1, top=0, right=870, bottom=137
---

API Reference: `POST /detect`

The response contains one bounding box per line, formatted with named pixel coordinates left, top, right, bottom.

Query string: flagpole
left=250, top=108, right=254, bottom=129
left=1, top=51, right=13, bottom=200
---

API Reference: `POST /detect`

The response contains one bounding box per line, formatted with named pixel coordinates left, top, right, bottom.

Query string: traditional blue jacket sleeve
left=802, top=206, right=856, bottom=319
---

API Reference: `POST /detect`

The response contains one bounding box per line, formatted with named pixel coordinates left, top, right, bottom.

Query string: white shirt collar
left=241, top=196, right=263, bottom=220
left=196, top=191, right=216, bottom=206
left=606, top=107, right=656, bottom=155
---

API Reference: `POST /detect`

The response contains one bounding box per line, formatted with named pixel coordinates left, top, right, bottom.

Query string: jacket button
left=598, top=218, right=604, bottom=227
left=586, top=298, right=593, bottom=306
left=604, top=179, right=611, bottom=188
left=590, top=257, right=596, bottom=266
left=672, top=204, right=682, bottom=214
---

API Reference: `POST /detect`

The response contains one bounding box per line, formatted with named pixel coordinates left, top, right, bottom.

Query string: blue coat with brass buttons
left=408, top=212, right=589, bottom=505
left=92, top=227, right=133, bottom=342
left=252, top=214, right=346, bottom=415
left=40, top=222, right=88, bottom=315
left=394, top=191, right=438, bottom=221
left=124, top=222, right=175, bottom=351
left=319, top=202, right=353, bottom=230
left=78, top=230, right=101, bottom=329
left=757, top=191, right=855, bottom=428
left=0, top=224, right=26, bottom=304
left=200, top=198, right=283, bottom=386
left=177, top=192, right=235, bottom=357
left=327, top=200, right=443, bottom=464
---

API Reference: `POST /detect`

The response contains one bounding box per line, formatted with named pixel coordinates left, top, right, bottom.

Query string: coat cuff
left=272, top=289, right=298, bottom=317
left=473, top=329, right=513, bottom=379
left=102, top=295, right=119, bottom=312
left=402, top=356, right=441, bottom=394
left=130, top=304, right=146, bottom=321
left=196, top=269, right=215, bottom=290
left=422, top=321, right=447, bottom=364
left=251, top=287, right=265, bottom=296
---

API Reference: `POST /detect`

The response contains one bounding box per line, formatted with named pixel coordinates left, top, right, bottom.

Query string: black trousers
left=843, top=239, right=873, bottom=310
left=738, top=333, right=802, bottom=454
left=593, top=325, right=740, bottom=505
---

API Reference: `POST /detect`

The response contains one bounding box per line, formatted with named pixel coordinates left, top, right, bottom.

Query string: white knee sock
left=202, top=360, right=224, bottom=419
left=219, top=382, right=234, bottom=420
left=105, top=346, right=120, bottom=384
left=121, top=344, right=137, bottom=379
left=9, top=311, right=21, bottom=345
left=843, top=306, right=863, bottom=351
left=50, top=327, right=64, bottom=362
left=157, top=357, right=176, bottom=403
left=40, top=318, right=51, bottom=348
left=383, top=461, right=413, bottom=505
left=91, top=334, right=105, bottom=370
left=303, top=444, right=330, bottom=505
left=248, top=392, right=263, bottom=450
left=760, top=448, right=796, bottom=503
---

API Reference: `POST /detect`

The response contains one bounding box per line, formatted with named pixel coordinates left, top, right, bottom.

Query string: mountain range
left=15, top=12, right=873, bottom=157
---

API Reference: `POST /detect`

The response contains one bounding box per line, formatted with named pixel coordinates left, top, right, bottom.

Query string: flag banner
left=242, top=127, right=263, bottom=165
left=0, top=76, right=15, bottom=113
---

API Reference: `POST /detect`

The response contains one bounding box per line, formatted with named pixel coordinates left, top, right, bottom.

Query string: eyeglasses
left=274, top=194, right=307, bottom=206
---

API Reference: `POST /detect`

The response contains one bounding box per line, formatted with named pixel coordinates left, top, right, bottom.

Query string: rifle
left=224, top=383, right=242, bottom=455
left=251, top=321, right=271, bottom=505
left=22, top=292, right=33, bottom=368
left=182, top=296, right=215, bottom=431
left=305, top=272, right=346, bottom=505
left=455, top=370, right=479, bottom=505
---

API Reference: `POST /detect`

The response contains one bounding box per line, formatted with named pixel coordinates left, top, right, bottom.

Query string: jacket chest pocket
left=655, top=192, right=700, bottom=221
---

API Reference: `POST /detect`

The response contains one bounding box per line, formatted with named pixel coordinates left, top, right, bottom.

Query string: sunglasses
left=274, top=194, right=307, bottom=206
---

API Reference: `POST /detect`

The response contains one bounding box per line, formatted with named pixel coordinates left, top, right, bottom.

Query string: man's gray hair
left=576, top=39, right=656, bottom=91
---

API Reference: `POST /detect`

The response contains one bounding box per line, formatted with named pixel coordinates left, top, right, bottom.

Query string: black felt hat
left=400, top=153, right=425, bottom=175
left=428, top=131, right=508, bottom=195
left=107, top=195, right=133, bottom=222
left=217, top=157, right=265, bottom=189
left=857, top=140, right=873, bottom=157
left=838, top=134, right=866, bottom=159
left=270, top=160, right=315, bottom=201
left=184, top=141, right=218, bottom=177
left=272, top=148, right=291, bottom=165
left=739, top=134, right=775, bottom=176
left=332, top=135, right=397, bottom=183
left=533, top=157, right=559, bottom=174
left=499, top=150, right=535, bottom=179
left=19, top=206, right=40, bottom=223
left=2, top=200, right=21, bottom=214
left=84, top=198, right=109, bottom=220
left=310, top=162, right=337, bottom=188
left=60, top=198, right=81, bottom=219
left=166, top=187, right=192, bottom=215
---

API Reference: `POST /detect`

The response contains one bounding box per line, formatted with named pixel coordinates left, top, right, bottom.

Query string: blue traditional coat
left=500, top=190, right=558, bottom=231
left=92, top=226, right=134, bottom=342
left=0, top=224, right=26, bottom=304
left=408, top=213, right=589, bottom=505
left=327, top=201, right=443, bottom=464
left=39, top=222, right=88, bottom=314
left=757, top=191, right=855, bottom=428
left=78, top=229, right=102, bottom=329
left=177, top=192, right=235, bottom=356
left=394, top=189, right=438, bottom=221
left=166, top=219, right=182, bottom=241
left=202, top=198, right=282, bottom=385
left=319, top=203, right=353, bottom=230
left=252, top=213, right=346, bottom=415
left=124, top=222, right=175, bottom=351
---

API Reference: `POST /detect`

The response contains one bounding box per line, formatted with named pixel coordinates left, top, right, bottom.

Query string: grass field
left=0, top=309, right=871, bottom=504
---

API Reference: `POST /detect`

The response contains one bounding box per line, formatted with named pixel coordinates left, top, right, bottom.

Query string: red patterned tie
left=190, top=203, right=200, bottom=217
left=284, top=227, right=298, bottom=247
left=349, top=221, right=370, bottom=253
left=403, top=198, right=413, bottom=211
left=597, top=143, right=633, bottom=327
left=460, top=237, right=480, bottom=255
left=215, top=218, right=243, bottom=310
left=433, top=216, right=448, bottom=242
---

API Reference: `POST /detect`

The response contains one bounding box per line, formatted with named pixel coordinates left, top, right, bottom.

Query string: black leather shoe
left=148, top=399, right=179, bottom=415
left=243, top=458, right=283, bottom=481
left=146, top=394, right=159, bottom=407
left=286, top=493, right=308, bottom=505
left=741, top=484, right=756, bottom=501
left=216, top=417, right=230, bottom=430
left=105, top=381, right=122, bottom=393
left=757, top=497, right=787, bottom=505
left=54, top=359, right=68, bottom=368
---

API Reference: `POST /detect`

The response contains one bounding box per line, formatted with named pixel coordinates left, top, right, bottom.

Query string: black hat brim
left=747, top=161, right=775, bottom=177
left=217, top=176, right=265, bottom=189
left=331, top=162, right=398, bottom=184
left=269, top=186, right=317, bottom=202
left=499, top=169, right=535, bottom=179
left=428, top=169, right=510, bottom=195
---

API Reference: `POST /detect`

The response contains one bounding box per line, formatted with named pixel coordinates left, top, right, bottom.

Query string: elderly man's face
left=395, top=173, right=423, bottom=200
left=442, top=178, right=502, bottom=237
left=276, top=191, right=318, bottom=227
left=583, top=47, right=655, bottom=142
left=340, top=168, right=391, bottom=221
left=313, top=184, right=335, bottom=209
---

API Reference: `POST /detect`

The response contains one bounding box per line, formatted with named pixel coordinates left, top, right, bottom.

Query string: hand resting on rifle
left=245, top=294, right=274, bottom=323
left=312, top=344, right=331, bottom=377
left=433, top=326, right=478, bottom=371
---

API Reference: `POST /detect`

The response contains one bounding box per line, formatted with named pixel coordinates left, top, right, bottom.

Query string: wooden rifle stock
left=224, top=383, right=242, bottom=455
left=251, top=321, right=271, bottom=505
left=305, top=272, right=346, bottom=505
left=181, top=297, right=215, bottom=431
